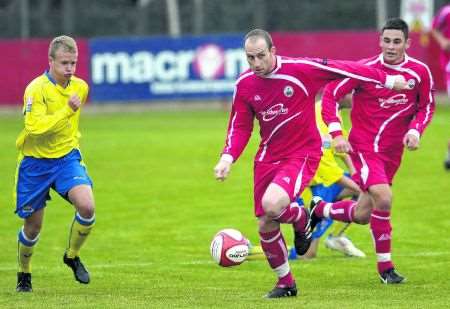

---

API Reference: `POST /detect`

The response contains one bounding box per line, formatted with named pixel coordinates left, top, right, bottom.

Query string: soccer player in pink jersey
left=312, top=18, right=435, bottom=284
left=431, top=3, right=450, bottom=96
left=430, top=4, right=450, bottom=170
left=213, top=28, right=410, bottom=298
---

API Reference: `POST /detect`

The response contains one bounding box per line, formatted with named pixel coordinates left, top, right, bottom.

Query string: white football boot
left=325, top=234, right=366, bottom=257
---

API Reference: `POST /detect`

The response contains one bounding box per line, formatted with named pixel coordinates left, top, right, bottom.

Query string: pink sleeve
left=307, top=58, right=388, bottom=88
left=408, top=68, right=435, bottom=136
left=322, top=78, right=360, bottom=138
left=221, top=89, right=254, bottom=162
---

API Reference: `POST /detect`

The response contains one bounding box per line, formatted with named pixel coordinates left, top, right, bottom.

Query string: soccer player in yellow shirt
left=14, top=36, right=95, bottom=292
left=298, top=101, right=364, bottom=259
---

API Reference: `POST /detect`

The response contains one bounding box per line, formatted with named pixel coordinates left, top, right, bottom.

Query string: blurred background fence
left=1, top=0, right=448, bottom=38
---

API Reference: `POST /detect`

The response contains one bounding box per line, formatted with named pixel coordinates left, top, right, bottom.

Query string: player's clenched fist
left=68, top=95, right=82, bottom=111
left=333, top=135, right=353, bottom=153
left=392, top=75, right=413, bottom=90
left=403, top=132, right=420, bottom=150
left=214, top=159, right=232, bottom=181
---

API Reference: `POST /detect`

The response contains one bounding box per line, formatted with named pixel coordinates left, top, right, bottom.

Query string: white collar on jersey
left=379, top=52, right=410, bottom=69
left=264, top=55, right=283, bottom=77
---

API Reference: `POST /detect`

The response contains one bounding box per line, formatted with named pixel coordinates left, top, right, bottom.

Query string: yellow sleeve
left=23, top=86, right=74, bottom=136
left=81, top=82, right=89, bottom=104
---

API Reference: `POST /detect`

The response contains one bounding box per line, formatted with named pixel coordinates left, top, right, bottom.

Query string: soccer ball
left=210, top=228, right=249, bottom=267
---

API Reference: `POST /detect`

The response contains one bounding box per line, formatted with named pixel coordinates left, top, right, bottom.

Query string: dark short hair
left=381, top=18, right=409, bottom=40
left=244, top=29, right=273, bottom=49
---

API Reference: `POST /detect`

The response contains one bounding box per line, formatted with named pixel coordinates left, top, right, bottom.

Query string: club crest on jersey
left=283, top=85, right=294, bottom=97
left=254, top=95, right=262, bottom=101
left=260, top=103, right=288, bottom=121
left=407, top=79, right=416, bottom=89
left=25, top=97, right=32, bottom=113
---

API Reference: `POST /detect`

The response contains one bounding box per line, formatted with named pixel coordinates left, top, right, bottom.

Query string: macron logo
left=378, top=233, right=391, bottom=241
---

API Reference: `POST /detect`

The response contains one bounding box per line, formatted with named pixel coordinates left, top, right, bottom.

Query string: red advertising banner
left=0, top=33, right=444, bottom=105
left=0, top=38, right=89, bottom=106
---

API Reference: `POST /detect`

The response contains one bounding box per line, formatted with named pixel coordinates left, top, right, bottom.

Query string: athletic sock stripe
left=273, top=208, right=288, bottom=221
left=274, top=261, right=290, bottom=278
left=371, top=213, right=391, bottom=220
left=75, top=212, right=96, bottom=225
left=348, top=203, right=357, bottom=222
left=377, top=253, right=391, bottom=262
left=18, top=228, right=39, bottom=247
left=260, top=231, right=281, bottom=243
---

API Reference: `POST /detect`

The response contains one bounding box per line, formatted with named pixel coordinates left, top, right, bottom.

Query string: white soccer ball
left=210, top=228, right=249, bottom=267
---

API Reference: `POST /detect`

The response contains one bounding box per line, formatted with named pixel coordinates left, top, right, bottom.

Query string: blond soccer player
left=14, top=36, right=95, bottom=292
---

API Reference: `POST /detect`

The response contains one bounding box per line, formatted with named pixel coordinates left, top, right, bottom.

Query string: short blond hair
left=48, top=35, right=78, bottom=59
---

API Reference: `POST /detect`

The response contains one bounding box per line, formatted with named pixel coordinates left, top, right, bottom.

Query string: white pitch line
left=0, top=260, right=215, bottom=271
left=0, top=251, right=449, bottom=271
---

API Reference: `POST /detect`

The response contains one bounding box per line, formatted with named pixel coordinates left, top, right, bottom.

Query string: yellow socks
left=17, top=227, right=39, bottom=273
left=66, top=213, right=95, bottom=258
left=331, top=221, right=351, bottom=236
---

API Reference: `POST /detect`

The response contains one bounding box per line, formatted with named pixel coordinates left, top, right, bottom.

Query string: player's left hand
left=392, top=75, right=412, bottom=91
left=333, top=135, right=352, bottom=153
left=403, top=133, right=420, bottom=150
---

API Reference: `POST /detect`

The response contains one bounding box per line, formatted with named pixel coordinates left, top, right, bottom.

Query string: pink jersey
left=432, top=5, right=450, bottom=68
left=433, top=5, right=450, bottom=39
left=221, top=56, right=391, bottom=163
left=322, top=54, right=435, bottom=153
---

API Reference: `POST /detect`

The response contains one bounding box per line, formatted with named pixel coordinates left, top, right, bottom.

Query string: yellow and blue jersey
left=300, top=101, right=348, bottom=203
left=309, top=101, right=346, bottom=187
left=15, top=72, right=89, bottom=159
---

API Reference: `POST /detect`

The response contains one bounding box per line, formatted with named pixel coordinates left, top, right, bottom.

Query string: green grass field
left=0, top=103, right=449, bottom=308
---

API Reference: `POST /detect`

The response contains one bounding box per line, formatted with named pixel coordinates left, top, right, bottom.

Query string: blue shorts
left=310, top=182, right=344, bottom=202
left=309, top=178, right=347, bottom=239
left=15, top=149, right=93, bottom=218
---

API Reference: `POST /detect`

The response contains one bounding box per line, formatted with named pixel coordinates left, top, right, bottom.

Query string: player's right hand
left=68, top=95, right=81, bottom=111
left=442, top=40, right=450, bottom=52
left=214, top=159, right=232, bottom=181
left=333, top=135, right=352, bottom=153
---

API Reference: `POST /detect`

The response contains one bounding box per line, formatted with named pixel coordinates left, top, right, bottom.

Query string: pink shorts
left=441, top=56, right=450, bottom=95
left=253, top=156, right=320, bottom=217
left=350, top=150, right=402, bottom=191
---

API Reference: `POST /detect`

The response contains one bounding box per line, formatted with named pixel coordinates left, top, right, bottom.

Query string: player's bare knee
left=354, top=215, right=370, bottom=225
left=258, top=216, right=279, bottom=232
left=76, top=202, right=95, bottom=219
left=23, top=222, right=41, bottom=239
left=374, top=198, right=391, bottom=211
left=262, top=200, right=282, bottom=219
